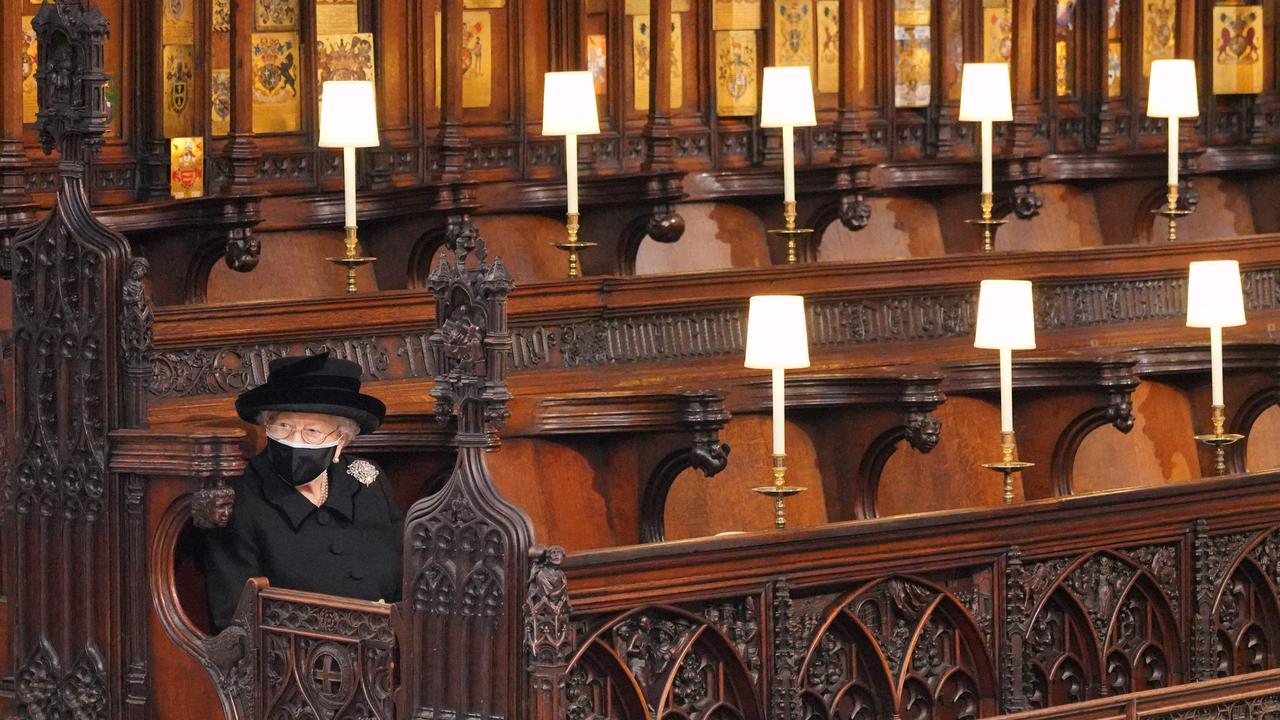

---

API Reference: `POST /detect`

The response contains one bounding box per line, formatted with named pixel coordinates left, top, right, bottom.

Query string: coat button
left=329, top=543, right=344, bottom=555
left=348, top=569, right=365, bottom=581
left=315, top=509, right=330, bottom=526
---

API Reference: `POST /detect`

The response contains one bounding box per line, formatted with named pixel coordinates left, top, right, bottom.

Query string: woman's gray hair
left=257, top=410, right=360, bottom=439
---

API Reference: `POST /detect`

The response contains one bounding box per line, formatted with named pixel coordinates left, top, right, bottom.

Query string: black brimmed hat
left=235, top=352, right=386, bottom=434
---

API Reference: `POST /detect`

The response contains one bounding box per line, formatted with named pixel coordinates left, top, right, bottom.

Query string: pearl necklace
left=316, top=470, right=329, bottom=506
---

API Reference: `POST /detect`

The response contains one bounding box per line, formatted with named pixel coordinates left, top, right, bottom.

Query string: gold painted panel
left=715, top=30, right=758, bottom=116
left=1055, top=0, right=1076, bottom=96
left=317, top=0, right=358, bottom=35
left=21, top=16, right=37, bottom=124
left=670, top=14, right=684, bottom=109
left=1142, top=0, right=1176, bottom=76
left=163, top=44, right=196, bottom=138
left=170, top=137, right=205, bottom=199
left=774, top=0, right=814, bottom=67
left=816, top=1, right=839, bottom=93
left=251, top=32, right=302, bottom=133
left=894, top=0, right=930, bottom=27
left=633, top=14, right=650, bottom=110
left=317, top=33, right=376, bottom=84
left=943, top=0, right=963, bottom=100
left=983, top=0, right=1011, bottom=62
left=461, top=10, right=492, bottom=108
left=1106, top=0, right=1122, bottom=96
left=625, top=0, right=692, bottom=13
left=213, top=0, right=230, bottom=32
left=713, top=0, right=761, bottom=30
left=894, top=24, right=930, bottom=107
left=256, top=0, right=299, bottom=31
left=631, top=15, right=682, bottom=110
left=211, top=69, right=231, bottom=136
left=162, top=0, right=195, bottom=45
left=1213, top=5, right=1264, bottom=94
left=587, top=34, right=607, bottom=94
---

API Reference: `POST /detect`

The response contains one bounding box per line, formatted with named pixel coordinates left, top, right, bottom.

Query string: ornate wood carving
left=526, top=544, right=575, bottom=720
left=798, top=577, right=997, bottom=719
left=399, top=215, right=534, bottom=720
left=562, top=605, right=762, bottom=720
left=145, top=263, right=1280, bottom=389
left=5, top=3, right=151, bottom=719
left=258, top=588, right=395, bottom=720
left=1194, top=521, right=1256, bottom=681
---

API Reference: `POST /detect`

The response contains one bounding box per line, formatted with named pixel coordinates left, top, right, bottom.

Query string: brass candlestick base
left=1152, top=183, right=1193, bottom=242
left=326, top=226, right=377, bottom=294
left=768, top=200, right=813, bottom=265
left=981, top=431, right=1033, bottom=505
left=1194, top=404, right=1244, bottom=476
left=551, top=211, right=596, bottom=279
left=752, top=453, right=806, bottom=529
left=965, top=192, right=1007, bottom=253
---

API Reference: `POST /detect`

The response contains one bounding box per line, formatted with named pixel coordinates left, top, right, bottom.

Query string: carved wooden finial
left=32, top=0, right=111, bottom=159
left=426, top=215, right=514, bottom=445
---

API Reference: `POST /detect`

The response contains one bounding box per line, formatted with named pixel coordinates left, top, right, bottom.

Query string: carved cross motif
left=311, top=653, right=344, bottom=698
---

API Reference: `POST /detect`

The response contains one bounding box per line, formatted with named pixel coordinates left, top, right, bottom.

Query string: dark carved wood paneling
left=4, top=3, right=155, bottom=719
left=397, top=217, right=534, bottom=720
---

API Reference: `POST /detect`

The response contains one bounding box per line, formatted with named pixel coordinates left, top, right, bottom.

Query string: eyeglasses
left=264, top=422, right=341, bottom=446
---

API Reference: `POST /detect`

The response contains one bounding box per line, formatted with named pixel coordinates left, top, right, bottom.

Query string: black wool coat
left=204, top=450, right=404, bottom=630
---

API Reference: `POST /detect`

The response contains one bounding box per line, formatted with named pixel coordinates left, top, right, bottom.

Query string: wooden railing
left=548, top=471, right=1280, bottom=719
left=993, top=668, right=1280, bottom=719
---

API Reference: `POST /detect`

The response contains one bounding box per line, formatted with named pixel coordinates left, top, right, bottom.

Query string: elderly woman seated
left=204, top=352, right=402, bottom=630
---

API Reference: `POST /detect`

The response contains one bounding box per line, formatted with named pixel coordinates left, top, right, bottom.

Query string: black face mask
left=267, top=438, right=338, bottom=487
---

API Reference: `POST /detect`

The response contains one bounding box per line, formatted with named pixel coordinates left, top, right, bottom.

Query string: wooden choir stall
left=7, top=0, right=1280, bottom=719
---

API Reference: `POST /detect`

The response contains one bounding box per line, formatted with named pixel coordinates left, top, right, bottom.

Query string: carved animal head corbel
left=224, top=228, right=261, bottom=272
left=1011, top=184, right=1044, bottom=221
left=1106, top=389, right=1136, bottom=433
left=839, top=194, right=872, bottom=231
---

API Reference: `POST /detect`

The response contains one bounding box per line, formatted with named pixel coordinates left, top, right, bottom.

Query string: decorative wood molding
left=144, top=255, right=1280, bottom=398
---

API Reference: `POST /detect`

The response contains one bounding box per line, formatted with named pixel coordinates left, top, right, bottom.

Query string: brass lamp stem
left=1194, top=403, right=1244, bottom=476
left=784, top=201, right=798, bottom=264
left=965, top=191, right=1006, bottom=252
left=566, top=212, right=582, bottom=278
left=768, top=200, right=812, bottom=265
left=551, top=211, right=597, bottom=279
left=752, top=453, right=806, bottom=529
left=980, top=192, right=995, bottom=253
left=326, top=225, right=377, bottom=294
left=982, top=429, right=1033, bottom=504
left=1153, top=182, right=1192, bottom=241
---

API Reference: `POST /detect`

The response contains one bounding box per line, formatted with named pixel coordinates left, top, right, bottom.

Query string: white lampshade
left=542, top=71, right=600, bottom=136
left=1187, top=260, right=1246, bottom=328
left=744, top=295, right=810, bottom=369
left=974, top=280, right=1036, bottom=350
left=318, top=81, right=379, bottom=148
left=760, top=66, right=817, bottom=128
left=958, top=63, right=1013, bottom=122
left=1147, top=59, right=1199, bottom=118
